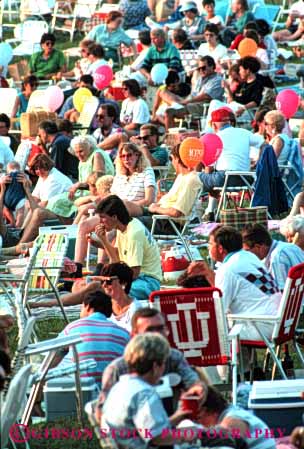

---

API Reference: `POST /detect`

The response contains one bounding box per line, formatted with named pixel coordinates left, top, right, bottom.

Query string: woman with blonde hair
left=264, top=110, right=290, bottom=164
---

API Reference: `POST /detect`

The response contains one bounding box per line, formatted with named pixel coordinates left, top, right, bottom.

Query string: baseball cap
left=180, top=1, right=197, bottom=12
left=211, top=107, right=234, bottom=123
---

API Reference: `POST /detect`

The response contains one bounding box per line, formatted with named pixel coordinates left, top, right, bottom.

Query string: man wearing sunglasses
left=164, top=55, right=223, bottom=130
left=130, top=124, right=169, bottom=167
left=93, top=104, right=121, bottom=160
left=29, top=33, right=66, bottom=80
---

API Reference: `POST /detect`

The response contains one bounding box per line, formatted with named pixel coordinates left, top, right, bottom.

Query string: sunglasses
left=122, top=87, right=128, bottom=91
left=97, top=114, right=106, bottom=119
left=44, top=41, right=54, bottom=47
left=120, top=152, right=138, bottom=159
left=198, top=66, right=207, bottom=72
left=139, top=135, right=151, bottom=141
left=100, top=276, right=119, bottom=285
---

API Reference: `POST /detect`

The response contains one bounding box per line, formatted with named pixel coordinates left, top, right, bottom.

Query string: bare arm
left=271, top=136, right=284, bottom=158
left=11, top=96, right=21, bottom=118
left=93, top=151, right=105, bottom=172
left=95, top=224, right=119, bottom=262
left=148, top=202, right=183, bottom=218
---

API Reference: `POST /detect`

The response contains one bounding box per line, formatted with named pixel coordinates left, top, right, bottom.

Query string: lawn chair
left=0, top=233, right=69, bottom=323
left=0, top=88, right=18, bottom=117
left=227, top=262, right=304, bottom=381
left=51, top=0, right=99, bottom=41
left=0, top=0, right=20, bottom=27
left=150, top=287, right=241, bottom=404
left=6, top=20, right=49, bottom=57
left=14, top=140, right=32, bottom=170
left=76, top=96, right=99, bottom=136
left=1, top=364, right=32, bottom=449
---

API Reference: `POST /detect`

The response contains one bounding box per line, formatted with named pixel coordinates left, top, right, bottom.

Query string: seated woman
left=224, top=0, right=255, bottom=45
left=101, top=333, right=197, bottom=448
left=263, top=110, right=290, bottom=165
left=57, top=39, right=94, bottom=81
left=164, top=1, right=206, bottom=45
left=197, top=23, right=227, bottom=64
left=11, top=75, right=39, bottom=117
left=273, top=5, right=304, bottom=42
left=85, top=42, right=109, bottom=78
left=280, top=215, right=304, bottom=250
left=29, top=33, right=67, bottom=80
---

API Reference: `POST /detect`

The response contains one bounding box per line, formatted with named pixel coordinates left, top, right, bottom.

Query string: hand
left=183, top=382, right=207, bottom=405
left=147, top=75, right=155, bottom=86
left=129, top=135, right=141, bottom=145
left=235, top=107, right=245, bottom=117
left=187, top=261, right=215, bottom=286
left=148, top=203, right=158, bottom=213
left=17, top=173, right=31, bottom=190
left=291, top=427, right=304, bottom=448
left=95, top=224, right=107, bottom=242
left=169, top=408, right=193, bottom=426
left=68, top=184, right=78, bottom=201
left=0, top=174, right=11, bottom=186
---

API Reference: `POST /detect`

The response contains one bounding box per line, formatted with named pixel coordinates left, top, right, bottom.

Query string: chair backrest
left=14, top=19, right=49, bottom=43
left=150, top=287, right=230, bottom=366
left=273, top=262, right=304, bottom=345
left=74, top=0, right=99, bottom=18
left=1, top=364, right=32, bottom=449
left=28, top=233, right=69, bottom=291
left=0, top=88, right=18, bottom=117
left=14, top=140, right=32, bottom=170
left=27, top=89, right=48, bottom=111
left=77, top=96, right=99, bottom=135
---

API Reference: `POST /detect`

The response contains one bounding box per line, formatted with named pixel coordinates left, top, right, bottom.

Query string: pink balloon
left=276, top=89, right=300, bottom=119
left=45, top=85, right=64, bottom=112
left=199, top=133, right=223, bottom=166
left=93, top=65, right=113, bottom=90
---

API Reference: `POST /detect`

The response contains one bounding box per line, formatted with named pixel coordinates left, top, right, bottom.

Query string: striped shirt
left=141, top=41, right=183, bottom=73
left=60, top=312, right=129, bottom=381
left=111, top=167, right=156, bottom=202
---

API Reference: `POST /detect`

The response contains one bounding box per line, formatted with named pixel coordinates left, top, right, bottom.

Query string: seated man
left=93, top=195, right=163, bottom=300
left=54, top=290, right=129, bottom=382
left=187, top=225, right=281, bottom=340
left=242, top=223, right=304, bottom=290
left=164, top=55, right=224, bottom=130
left=142, top=143, right=202, bottom=231
left=130, top=123, right=169, bottom=167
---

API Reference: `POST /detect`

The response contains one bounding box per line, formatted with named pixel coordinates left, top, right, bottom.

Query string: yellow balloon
left=73, top=87, right=93, bottom=113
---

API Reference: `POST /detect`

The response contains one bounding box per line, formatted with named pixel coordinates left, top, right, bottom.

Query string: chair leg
left=271, top=345, right=281, bottom=380
left=168, top=219, right=193, bottom=261
left=294, top=339, right=304, bottom=367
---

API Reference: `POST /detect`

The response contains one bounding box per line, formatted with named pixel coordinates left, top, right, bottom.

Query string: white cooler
left=248, top=379, right=304, bottom=434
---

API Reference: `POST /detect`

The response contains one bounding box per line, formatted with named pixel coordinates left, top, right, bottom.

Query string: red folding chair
left=149, top=287, right=240, bottom=404
left=228, top=262, right=304, bottom=380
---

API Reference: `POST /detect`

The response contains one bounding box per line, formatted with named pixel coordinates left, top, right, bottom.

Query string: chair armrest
left=227, top=313, right=279, bottom=322
left=228, top=323, right=243, bottom=339
left=25, top=335, right=83, bottom=355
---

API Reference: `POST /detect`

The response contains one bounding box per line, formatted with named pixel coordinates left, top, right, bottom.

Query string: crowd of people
left=1, top=0, right=304, bottom=447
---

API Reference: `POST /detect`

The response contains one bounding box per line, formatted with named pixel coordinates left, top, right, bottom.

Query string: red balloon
left=275, top=89, right=300, bottom=119
left=199, top=133, right=223, bottom=166
left=93, top=65, right=113, bottom=90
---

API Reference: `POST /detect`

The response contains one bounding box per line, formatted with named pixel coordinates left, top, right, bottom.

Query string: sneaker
left=201, top=211, right=215, bottom=222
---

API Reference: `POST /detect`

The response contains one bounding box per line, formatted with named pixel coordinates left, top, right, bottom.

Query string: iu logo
left=166, top=302, right=210, bottom=357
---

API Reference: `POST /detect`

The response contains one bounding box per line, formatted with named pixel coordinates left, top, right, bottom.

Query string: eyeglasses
left=139, top=135, right=151, bottom=141
left=198, top=66, right=207, bottom=72
left=120, top=153, right=137, bottom=159
left=44, top=41, right=54, bottom=47
left=100, top=276, right=119, bottom=285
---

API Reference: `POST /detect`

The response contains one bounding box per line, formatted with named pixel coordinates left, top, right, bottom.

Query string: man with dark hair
left=38, top=120, right=79, bottom=181
left=95, top=195, right=162, bottom=300
left=55, top=290, right=130, bottom=381
left=187, top=225, right=281, bottom=340
left=131, top=123, right=169, bottom=166
left=0, top=113, right=19, bottom=153
left=93, top=104, right=121, bottom=160
left=29, top=32, right=66, bottom=79
left=164, top=55, right=223, bottom=130
left=242, top=224, right=304, bottom=290
left=96, top=307, right=207, bottom=420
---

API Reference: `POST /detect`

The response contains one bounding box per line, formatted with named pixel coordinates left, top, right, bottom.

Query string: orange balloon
left=238, top=38, right=258, bottom=58
left=179, top=137, right=204, bottom=169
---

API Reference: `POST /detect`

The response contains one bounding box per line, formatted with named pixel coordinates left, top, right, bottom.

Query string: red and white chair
left=149, top=287, right=241, bottom=404
left=228, top=262, right=304, bottom=380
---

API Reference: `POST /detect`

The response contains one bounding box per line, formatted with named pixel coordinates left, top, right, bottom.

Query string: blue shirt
left=264, top=239, right=304, bottom=290
left=87, top=23, right=133, bottom=49
left=60, top=312, right=130, bottom=381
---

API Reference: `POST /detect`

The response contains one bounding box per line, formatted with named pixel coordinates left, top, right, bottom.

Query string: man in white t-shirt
left=187, top=225, right=281, bottom=340
left=198, top=107, right=264, bottom=221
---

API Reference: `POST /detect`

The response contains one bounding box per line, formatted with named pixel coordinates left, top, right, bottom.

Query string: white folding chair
left=7, top=20, right=49, bottom=57
left=1, top=364, right=32, bottom=449
left=0, top=88, right=18, bottom=118
left=228, top=263, right=304, bottom=381
left=76, top=96, right=99, bottom=135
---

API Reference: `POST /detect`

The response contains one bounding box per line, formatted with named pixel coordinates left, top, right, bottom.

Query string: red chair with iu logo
left=149, top=287, right=241, bottom=404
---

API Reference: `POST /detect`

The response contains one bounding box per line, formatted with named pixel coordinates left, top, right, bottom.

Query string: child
left=3, top=161, right=27, bottom=227
left=73, top=173, right=113, bottom=224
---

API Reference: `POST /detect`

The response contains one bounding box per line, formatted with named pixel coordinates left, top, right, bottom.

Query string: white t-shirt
left=32, top=167, right=73, bottom=202
left=109, top=299, right=143, bottom=332
left=120, top=98, right=150, bottom=125
left=215, top=126, right=262, bottom=171
left=111, top=167, right=156, bottom=202
left=197, top=43, right=227, bottom=63
left=215, top=250, right=281, bottom=340
left=0, top=138, right=14, bottom=169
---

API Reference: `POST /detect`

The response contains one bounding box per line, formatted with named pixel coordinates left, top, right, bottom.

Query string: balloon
left=179, top=137, right=204, bottom=169
left=73, top=87, right=92, bottom=113
left=93, top=65, right=113, bottom=90
left=238, top=38, right=258, bottom=58
left=44, top=85, right=64, bottom=112
left=276, top=89, right=300, bottom=119
left=151, top=63, right=168, bottom=85
left=200, top=133, right=223, bottom=166
left=0, top=42, right=13, bottom=66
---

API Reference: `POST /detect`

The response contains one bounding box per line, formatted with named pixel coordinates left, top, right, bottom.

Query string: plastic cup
left=180, top=395, right=200, bottom=420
